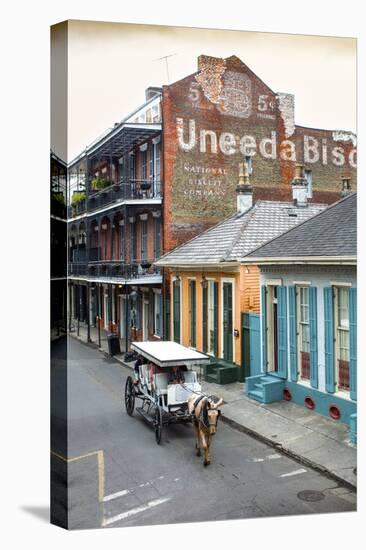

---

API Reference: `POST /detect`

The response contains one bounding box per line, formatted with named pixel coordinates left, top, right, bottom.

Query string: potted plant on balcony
left=51, top=191, right=66, bottom=217
left=90, top=176, right=106, bottom=192
left=71, top=191, right=86, bottom=215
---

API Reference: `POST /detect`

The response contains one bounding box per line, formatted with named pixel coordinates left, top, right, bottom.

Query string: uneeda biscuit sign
left=162, top=55, right=356, bottom=248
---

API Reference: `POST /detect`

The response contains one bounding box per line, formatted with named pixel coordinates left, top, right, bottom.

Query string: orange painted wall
left=170, top=264, right=260, bottom=366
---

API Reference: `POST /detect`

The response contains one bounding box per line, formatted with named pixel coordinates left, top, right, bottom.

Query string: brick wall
left=162, top=55, right=356, bottom=252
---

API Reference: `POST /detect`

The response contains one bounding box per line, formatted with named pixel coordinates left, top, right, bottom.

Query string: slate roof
left=156, top=200, right=327, bottom=266
left=246, top=193, right=356, bottom=259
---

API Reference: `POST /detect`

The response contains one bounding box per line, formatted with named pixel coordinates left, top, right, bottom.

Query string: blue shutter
left=288, top=286, right=297, bottom=382
left=324, top=287, right=335, bottom=393
left=349, top=288, right=357, bottom=401
left=277, top=286, right=288, bottom=379
left=249, top=313, right=261, bottom=376
left=309, top=287, right=318, bottom=389
left=261, top=286, right=267, bottom=372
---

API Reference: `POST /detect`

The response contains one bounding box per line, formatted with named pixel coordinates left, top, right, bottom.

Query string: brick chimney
left=341, top=175, right=352, bottom=197
left=292, top=164, right=308, bottom=207
left=236, top=162, right=253, bottom=214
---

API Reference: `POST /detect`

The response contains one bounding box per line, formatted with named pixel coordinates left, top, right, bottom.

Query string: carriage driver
left=168, top=365, right=186, bottom=385
left=133, top=354, right=145, bottom=385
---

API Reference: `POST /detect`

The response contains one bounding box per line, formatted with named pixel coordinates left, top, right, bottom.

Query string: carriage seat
left=183, top=370, right=197, bottom=384
left=154, top=373, right=169, bottom=395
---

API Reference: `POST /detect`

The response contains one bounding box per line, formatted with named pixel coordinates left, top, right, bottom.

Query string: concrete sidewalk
left=69, top=332, right=357, bottom=490
left=200, top=380, right=357, bottom=490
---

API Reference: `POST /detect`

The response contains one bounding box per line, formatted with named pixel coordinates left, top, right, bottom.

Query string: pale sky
left=62, top=20, right=356, bottom=162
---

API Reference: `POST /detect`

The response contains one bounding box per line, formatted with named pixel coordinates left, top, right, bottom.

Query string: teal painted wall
left=284, top=380, right=356, bottom=426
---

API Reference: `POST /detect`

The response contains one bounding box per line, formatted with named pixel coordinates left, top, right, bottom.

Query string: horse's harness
left=191, top=394, right=215, bottom=430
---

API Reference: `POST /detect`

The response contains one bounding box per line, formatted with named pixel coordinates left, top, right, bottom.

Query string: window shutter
left=261, top=286, right=267, bottom=372
left=213, top=282, right=219, bottom=357
left=173, top=281, right=181, bottom=343
left=349, top=288, right=357, bottom=401
left=190, top=281, right=196, bottom=348
left=277, top=286, right=288, bottom=379
left=309, top=286, right=318, bottom=389
left=202, top=285, right=208, bottom=353
left=288, top=286, right=297, bottom=382
left=165, top=293, right=170, bottom=341
left=324, top=287, right=335, bottom=393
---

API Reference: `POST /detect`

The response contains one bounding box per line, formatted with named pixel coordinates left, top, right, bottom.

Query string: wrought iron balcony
left=68, top=198, right=86, bottom=218
left=86, top=179, right=162, bottom=212
left=68, top=262, right=87, bottom=276
left=87, top=260, right=160, bottom=280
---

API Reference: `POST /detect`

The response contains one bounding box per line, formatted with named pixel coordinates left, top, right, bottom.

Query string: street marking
left=250, top=453, right=282, bottom=463
left=280, top=468, right=307, bottom=478
left=102, top=497, right=171, bottom=526
left=103, top=489, right=130, bottom=502
left=51, top=449, right=105, bottom=502
left=103, top=476, right=165, bottom=503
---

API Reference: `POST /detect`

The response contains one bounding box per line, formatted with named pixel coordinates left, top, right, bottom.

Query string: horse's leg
left=205, top=436, right=211, bottom=466
left=193, top=419, right=201, bottom=456
left=200, top=429, right=210, bottom=466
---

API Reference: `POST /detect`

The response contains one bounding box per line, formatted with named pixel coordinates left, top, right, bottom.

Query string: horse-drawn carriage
left=124, top=341, right=210, bottom=444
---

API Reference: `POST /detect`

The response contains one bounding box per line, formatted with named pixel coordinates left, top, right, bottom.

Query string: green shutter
left=277, top=286, right=288, bottom=379
left=349, top=288, right=357, bottom=401
left=202, top=285, right=208, bottom=353
left=159, top=294, right=163, bottom=337
left=190, top=280, right=196, bottom=348
left=213, top=282, right=218, bottom=356
left=173, top=281, right=181, bottom=343
left=289, top=286, right=297, bottom=382
left=165, top=293, right=170, bottom=341
left=324, top=287, right=335, bottom=393
left=309, top=287, right=318, bottom=389
left=261, top=286, right=267, bottom=372
left=223, top=283, right=233, bottom=362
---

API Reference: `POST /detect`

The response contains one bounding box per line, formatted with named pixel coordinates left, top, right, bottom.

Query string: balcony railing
left=68, top=262, right=87, bottom=276
left=68, top=199, right=86, bottom=218
left=87, top=179, right=162, bottom=212
left=68, top=179, right=162, bottom=219
left=68, top=259, right=160, bottom=280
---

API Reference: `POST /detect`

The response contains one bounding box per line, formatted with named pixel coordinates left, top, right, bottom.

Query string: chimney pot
left=236, top=162, right=253, bottom=214
left=341, top=175, right=352, bottom=196
left=292, top=163, right=308, bottom=206
left=295, top=163, right=304, bottom=179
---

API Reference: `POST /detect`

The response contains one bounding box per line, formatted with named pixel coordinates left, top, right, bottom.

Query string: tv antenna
left=153, top=53, right=177, bottom=84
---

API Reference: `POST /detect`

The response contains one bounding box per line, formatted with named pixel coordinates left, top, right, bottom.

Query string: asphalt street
left=51, top=337, right=356, bottom=530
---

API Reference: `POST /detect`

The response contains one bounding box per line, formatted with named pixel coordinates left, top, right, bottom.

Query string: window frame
left=334, top=286, right=350, bottom=393
left=296, top=285, right=311, bottom=383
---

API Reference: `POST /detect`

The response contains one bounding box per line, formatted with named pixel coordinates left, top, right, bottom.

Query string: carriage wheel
left=154, top=406, right=163, bottom=445
left=124, top=376, right=135, bottom=416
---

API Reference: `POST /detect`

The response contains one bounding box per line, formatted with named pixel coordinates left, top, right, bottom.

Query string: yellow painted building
left=167, top=266, right=260, bottom=367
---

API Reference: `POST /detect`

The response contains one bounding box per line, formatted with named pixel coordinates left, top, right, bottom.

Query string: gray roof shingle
left=156, top=200, right=327, bottom=266
left=246, top=193, right=356, bottom=259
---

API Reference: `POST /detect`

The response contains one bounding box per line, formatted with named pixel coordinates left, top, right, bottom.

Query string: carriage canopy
left=131, top=341, right=210, bottom=368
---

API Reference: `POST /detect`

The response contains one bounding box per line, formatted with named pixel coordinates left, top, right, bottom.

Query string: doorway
left=267, top=285, right=279, bottom=373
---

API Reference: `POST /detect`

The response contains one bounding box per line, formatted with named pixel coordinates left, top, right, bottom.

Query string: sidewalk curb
left=220, top=414, right=357, bottom=492
left=68, top=333, right=356, bottom=492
